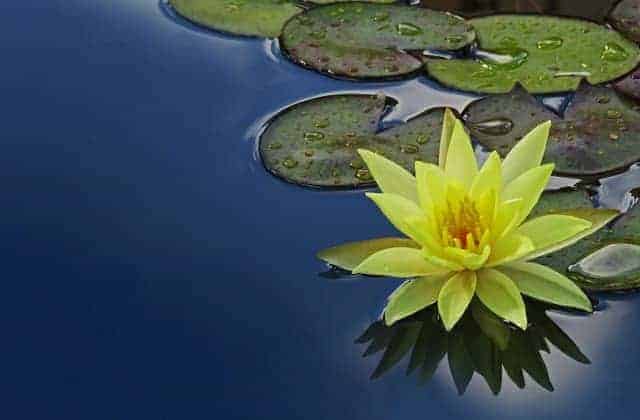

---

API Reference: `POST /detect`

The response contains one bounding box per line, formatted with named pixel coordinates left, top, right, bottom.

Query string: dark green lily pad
left=280, top=3, right=475, bottom=79
left=168, top=0, right=302, bottom=38
left=426, top=15, right=640, bottom=94
left=463, top=84, right=640, bottom=176
left=610, top=0, right=640, bottom=43
left=260, top=94, right=446, bottom=188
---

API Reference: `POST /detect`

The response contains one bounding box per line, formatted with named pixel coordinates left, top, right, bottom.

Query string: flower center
left=440, top=196, right=485, bottom=251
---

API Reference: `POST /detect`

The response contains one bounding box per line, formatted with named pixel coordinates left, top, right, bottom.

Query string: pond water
left=3, top=0, right=640, bottom=418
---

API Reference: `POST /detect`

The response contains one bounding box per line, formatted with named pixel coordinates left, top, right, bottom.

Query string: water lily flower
left=318, top=110, right=618, bottom=331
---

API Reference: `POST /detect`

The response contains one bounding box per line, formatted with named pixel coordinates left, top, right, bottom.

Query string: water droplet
left=596, top=96, right=611, bottom=104
left=601, top=42, right=629, bottom=62
left=355, top=168, right=372, bottom=181
left=607, top=109, right=622, bottom=119
left=304, top=131, right=325, bottom=141
left=396, top=23, right=423, bottom=37
left=401, top=144, right=419, bottom=154
left=267, top=142, right=282, bottom=150
left=313, top=118, right=330, bottom=128
left=304, top=150, right=314, bottom=157
left=416, top=134, right=429, bottom=144
left=282, top=158, right=298, bottom=169
left=609, top=132, right=620, bottom=141
left=445, top=34, right=465, bottom=44
left=469, top=118, right=514, bottom=136
left=478, top=48, right=528, bottom=71
left=349, top=159, right=364, bottom=170
left=536, top=37, right=563, bottom=50
left=372, top=12, right=389, bottom=22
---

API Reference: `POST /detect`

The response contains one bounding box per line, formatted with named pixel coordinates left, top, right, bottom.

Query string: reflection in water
left=356, top=300, right=589, bottom=394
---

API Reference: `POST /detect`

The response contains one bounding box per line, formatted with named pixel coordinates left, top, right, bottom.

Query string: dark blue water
left=2, top=0, right=640, bottom=418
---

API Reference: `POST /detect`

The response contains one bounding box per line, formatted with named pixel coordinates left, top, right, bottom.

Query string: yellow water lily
left=318, top=110, right=618, bottom=331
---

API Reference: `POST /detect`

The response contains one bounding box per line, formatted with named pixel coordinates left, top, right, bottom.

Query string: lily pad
left=426, top=15, right=640, bottom=94
left=311, top=0, right=395, bottom=3
left=168, top=0, right=302, bottom=38
left=280, top=3, right=475, bottom=79
left=610, top=0, right=640, bottom=43
left=463, top=84, right=640, bottom=176
left=260, top=94, right=446, bottom=188
left=568, top=244, right=640, bottom=290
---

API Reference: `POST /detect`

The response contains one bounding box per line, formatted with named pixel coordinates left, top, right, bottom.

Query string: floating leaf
left=317, top=237, right=418, bottom=271
left=260, top=94, right=446, bottom=188
left=464, top=84, right=640, bottom=176
left=168, top=0, right=303, bottom=38
left=311, top=0, right=396, bottom=3
left=280, top=3, right=475, bottom=79
left=610, top=0, right=640, bottom=43
left=426, top=15, right=640, bottom=94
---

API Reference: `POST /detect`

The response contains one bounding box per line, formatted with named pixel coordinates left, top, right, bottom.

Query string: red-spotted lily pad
left=280, top=3, right=475, bottom=79
left=168, top=0, right=302, bottom=38
left=426, top=15, right=640, bottom=94
left=463, top=84, right=640, bottom=176
left=259, top=94, right=447, bottom=188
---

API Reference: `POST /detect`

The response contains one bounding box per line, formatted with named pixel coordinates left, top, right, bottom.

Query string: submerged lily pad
left=610, top=0, right=640, bottom=43
left=168, top=0, right=302, bottom=38
left=260, top=94, right=446, bottom=188
left=426, top=15, right=640, bottom=94
left=280, top=3, right=475, bottom=79
left=463, top=84, right=640, bottom=176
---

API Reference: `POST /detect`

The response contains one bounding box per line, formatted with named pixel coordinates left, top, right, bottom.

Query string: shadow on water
left=356, top=299, right=590, bottom=394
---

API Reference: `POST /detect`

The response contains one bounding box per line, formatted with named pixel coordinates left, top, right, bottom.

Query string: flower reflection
left=356, top=299, right=589, bottom=394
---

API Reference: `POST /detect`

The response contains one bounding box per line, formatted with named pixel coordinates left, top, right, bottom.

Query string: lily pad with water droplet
left=168, top=0, right=302, bottom=38
left=464, top=84, right=640, bottom=176
left=426, top=15, right=640, bottom=94
left=260, top=94, right=447, bottom=188
left=280, top=3, right=475, bottom=79
left=610, top=0, right=640, bottom=43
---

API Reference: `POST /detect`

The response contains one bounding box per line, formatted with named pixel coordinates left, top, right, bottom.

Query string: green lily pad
left=463, top=84, right=640, bottom=176
left=280, top=3, right=475, bottom=79
left=568, top=243, right=640, bottom=290
left=610, top=0, right=640, bottom=43
left=426, top=15, right=640, bottom=94
left=168, top=0, right=302, bottom=38
left=260, top=94, right=446, bottom=188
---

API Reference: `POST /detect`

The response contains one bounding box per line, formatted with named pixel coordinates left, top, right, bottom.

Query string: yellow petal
left=443, top=246, right=491, bottom=270
left=502, top=164, right=554, bottom=226
left=438, top=109, right=457, bottom=169
left=470, top=152, right=502, bottom=200
left=383, top=275, right=449, bottom=326
left=500, top=262, right=592, bottom=312
left=437, top=271, right=477, bottom=331
left=404, top=216, right=443, bottom=255
left=444, top=119, right=478, bottom=190
left=366, top=193, right=423, bottom=240
left=423, top=251, right=465, bottom=272
left=358, top=149, right=418, bottom=204
left=501, top=121, right=551, bottom=185
left=517, top=214, right=591, bottom=253
left=317, top=237, right=420, bottom=271
left=415, top=162, right=447, bottom=212
left=476, top=268, right=528, bottom=330
left=492, top=198, right=523, bottom=240
left=486, top=233, right=535, bottom=267
left=522, top=208, right=619, bottom=261
left=353, top=247, right=451, bottom=277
